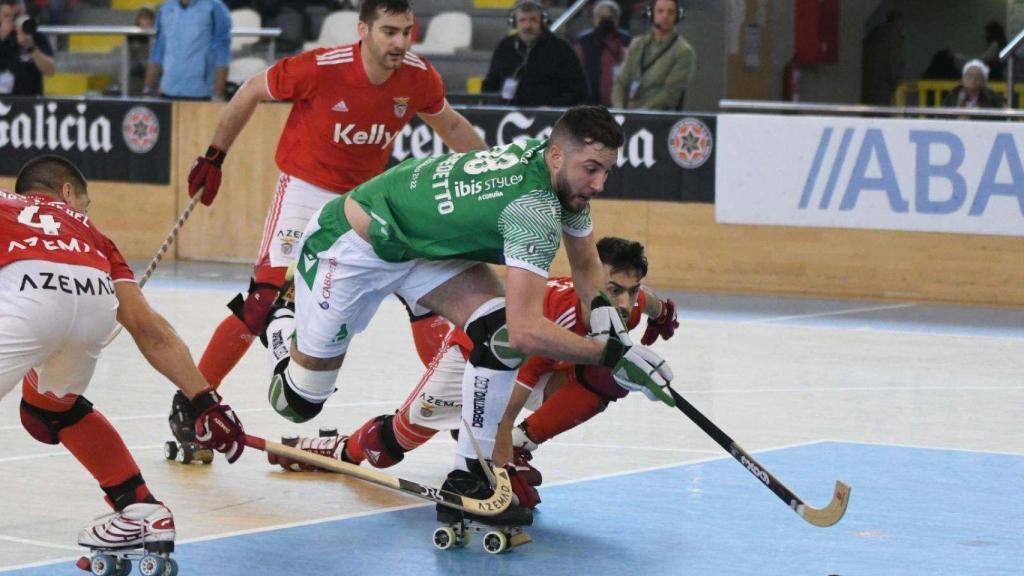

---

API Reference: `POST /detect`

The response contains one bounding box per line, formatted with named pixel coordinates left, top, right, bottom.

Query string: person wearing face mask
left=612, top=0, right=695, bottom=110
left=482, top=0, right=588, bottom=106
left=574, top=0, right=630, bottom=106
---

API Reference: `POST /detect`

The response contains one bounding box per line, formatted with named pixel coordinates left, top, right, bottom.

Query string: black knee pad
left=465, top=306, right=525, bottom=371
left=228, top=278, right=282, bottom=335
left=268, top=359, right=325, bottom=423
left=20, top=395, right=94, bottom=445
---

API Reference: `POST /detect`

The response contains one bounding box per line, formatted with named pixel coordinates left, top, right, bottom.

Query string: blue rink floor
left=7, top=442, right=1022, bottom=576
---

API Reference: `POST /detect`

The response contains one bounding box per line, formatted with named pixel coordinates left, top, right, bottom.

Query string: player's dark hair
left=597, top=236, right=648, bottom=279
left=15, top=155, right=88, bottom=198
left=0, top=0, right=25, bottom=9
left=360, top=0, right=413, bottom=26
left=550, top=105, right=624, bottom=151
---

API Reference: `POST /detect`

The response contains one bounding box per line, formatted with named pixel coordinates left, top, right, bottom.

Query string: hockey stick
left=102, top=193, right=204, bottom=346
left=245, top=434, right=514, bottom=517
left=667, top=387, right=851, bottom=527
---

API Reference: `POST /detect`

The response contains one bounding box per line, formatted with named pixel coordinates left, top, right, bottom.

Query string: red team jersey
left=266, top=43, right=447, bottom=193
left=448, top=277, right=646, bottom=389
left=0, top=191, right=134, bottom=282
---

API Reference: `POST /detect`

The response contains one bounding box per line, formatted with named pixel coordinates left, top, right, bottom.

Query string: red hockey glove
left=187, top=145, right=226, bottom=206
left=641, top=298, right=678, bottom=346
left=192, top=388, right=245, bottom=463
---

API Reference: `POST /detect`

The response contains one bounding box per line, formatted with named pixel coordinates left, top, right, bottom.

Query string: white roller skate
left=76, top=502, right=178, bottom=576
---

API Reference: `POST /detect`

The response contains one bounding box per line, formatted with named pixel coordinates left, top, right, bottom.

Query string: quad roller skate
left=164, top=391, right=214, bottom=465
left=268, top=427, right=349, bottom=471
left=433, top=464, right=533, bottom=554
left=76, top=503, right=178, bottom=576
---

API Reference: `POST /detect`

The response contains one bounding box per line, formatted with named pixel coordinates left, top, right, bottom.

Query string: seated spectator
left=482, top=0, right=588, bottom=107
left=128, top=5, right=155, bottom=96
left=575, top=0, right=629, bottom=105
left=942, top=59, right=1005, bottom=109
left=612, top=0, right=695, bottom=110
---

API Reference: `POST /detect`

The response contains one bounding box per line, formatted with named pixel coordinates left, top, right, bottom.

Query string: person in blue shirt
left=144, top=0, right=231, bottom=100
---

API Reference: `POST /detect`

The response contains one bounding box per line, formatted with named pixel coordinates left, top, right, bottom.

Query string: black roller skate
left=433, top=461, right=533, bottom=554
left=163, top=391, right=213, bottom=465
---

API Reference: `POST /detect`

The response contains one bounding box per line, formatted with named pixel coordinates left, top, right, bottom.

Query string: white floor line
left=543, top=440, right=719, bottom=455
left=0, top=535, right=81, bottom=553
left=0, top=398, right=407, bottom=433
left=0, top=444, right=164, bottom=465
left=736, top=303, right=917, bottom=324
left=828, top=438, right=1024, bottom=457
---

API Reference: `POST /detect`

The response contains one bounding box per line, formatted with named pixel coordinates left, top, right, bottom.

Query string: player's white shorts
left=294, top=227, right=476, bottom=358
left=402, top=331, right=548, bottom=430
left=0, top=260, right=120, bottom=401
left=256, top=173, right=339, bottom=271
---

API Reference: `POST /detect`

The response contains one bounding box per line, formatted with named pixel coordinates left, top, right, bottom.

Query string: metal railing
left=999, top=27, right=1024, bottom=108
left=550, top=0, right=588, bottom=33
left=38, top=25, right=281, bottom=98
left=719, top=99, right=1024, bottom=120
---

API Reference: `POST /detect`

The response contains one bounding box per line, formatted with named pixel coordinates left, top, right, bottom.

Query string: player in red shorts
left=174, top=0, right=487, bottom=453
left=0, top=156, right=245, bottom=568
left=269, top=237, right=679, bottom=508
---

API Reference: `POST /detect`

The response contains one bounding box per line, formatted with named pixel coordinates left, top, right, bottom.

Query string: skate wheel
left=319, top=427, right=338, bottom=437
left=138, top=555, right=165, bottom=576
left=113, top=557, right=132, bottom=576
left=179, top=444, right=194, bottom=464
left=483, top=531, right=509, bottom=554
left=165, top=558, right=179, bottom=576
left=90, top=554, right=116, bottom=576
left=432, top=526, right=456, bottom=550
left=163, top=441, right=178, bottom=461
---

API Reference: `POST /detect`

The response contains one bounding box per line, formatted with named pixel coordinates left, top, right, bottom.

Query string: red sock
left=391, top=408, right=437, bottom=451
left=522, top=377, right=605, bottom=444
left=409, top=314, right=452, bottom=367
left=198, top=314, right=256, bottom=388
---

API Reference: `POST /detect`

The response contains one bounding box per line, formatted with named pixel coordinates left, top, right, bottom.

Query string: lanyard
left=640, top=34, right=679, bottom=75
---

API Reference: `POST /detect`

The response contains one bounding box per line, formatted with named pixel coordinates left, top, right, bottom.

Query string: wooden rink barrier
left=2, top=100, right=1022, bottom=307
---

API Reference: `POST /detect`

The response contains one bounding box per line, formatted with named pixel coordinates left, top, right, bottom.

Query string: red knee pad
left=409, top=313, right=453, bottom=368
left=505, top=464, right=541, bottom=509
left=228, top=279, right=282, bottom=335
left=352, top=415, right=405, bottom=468
left=20, top=396, right=93, bottom=445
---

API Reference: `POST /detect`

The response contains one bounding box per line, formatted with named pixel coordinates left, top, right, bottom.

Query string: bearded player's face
left=554, top=142, right=617, bottom=213
left=362, top=10, right=415, bottom=71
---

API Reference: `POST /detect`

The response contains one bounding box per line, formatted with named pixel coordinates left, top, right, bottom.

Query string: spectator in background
left=981, top=21, right=1007, bottom=81
left=942, top=59, right=1005, bottom=109
left=612, top=0, right=694, bottom=110
left=0, top=0, right=54, bottom=96
left=482, top=0, right=588, bottom=107
left=144, top=0, right=231, bottom=100
left=128, top=5, right=155, bottom=96
left=862, top=9, right=905, bottom=106
left=575, top=0, right=629, bottom=106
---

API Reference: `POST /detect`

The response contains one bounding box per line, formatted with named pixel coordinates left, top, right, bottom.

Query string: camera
left=14, top=15, right=37, bottom=35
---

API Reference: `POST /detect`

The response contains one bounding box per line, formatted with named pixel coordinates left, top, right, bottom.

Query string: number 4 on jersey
left=18, top=205, right=62, bottom=236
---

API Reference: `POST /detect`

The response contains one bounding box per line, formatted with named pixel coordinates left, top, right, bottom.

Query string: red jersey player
left=268, top=237, right=679, bottom=508
left=175, top=0, right=487, bottom=457
left=0, top=156, right=245, bottom=572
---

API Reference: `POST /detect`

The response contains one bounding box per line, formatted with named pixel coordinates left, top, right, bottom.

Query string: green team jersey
left=307, top=139, right=593, bottom=277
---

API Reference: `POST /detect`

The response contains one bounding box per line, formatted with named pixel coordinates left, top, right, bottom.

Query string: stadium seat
left=303, top=10, right=360, bottom=51
left=413, top=11, right=472, bottom=56
left=229, top=56, right=268, bottom=86
left=230, top=8, right=262, bottom=53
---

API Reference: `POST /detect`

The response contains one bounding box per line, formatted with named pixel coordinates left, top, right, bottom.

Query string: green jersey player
left=264, top=105, right=673, bottom=525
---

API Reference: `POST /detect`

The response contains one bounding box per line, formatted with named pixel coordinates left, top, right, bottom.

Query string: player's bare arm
left=505, top=267, right=603, bottom=365
left=493, top=382, right=533, bottom=467
left=114, top=282, right=208, bottom=400
left=419, top=104, right=487, bottom=153
left=563, top=231, right=605, bottom=320
left=209, top=71, right=272, bottom=152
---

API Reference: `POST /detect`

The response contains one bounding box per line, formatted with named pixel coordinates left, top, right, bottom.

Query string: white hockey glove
left=590, top=294, right=675, bottom=406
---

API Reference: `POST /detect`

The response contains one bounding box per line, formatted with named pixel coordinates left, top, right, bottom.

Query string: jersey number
left=17, top=206, right=61, bottom=236
left=463, top=147, right=518, bottom=175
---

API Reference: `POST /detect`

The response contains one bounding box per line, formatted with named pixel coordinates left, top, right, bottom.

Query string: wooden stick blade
left=797, top=480, right=851, bottom=527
